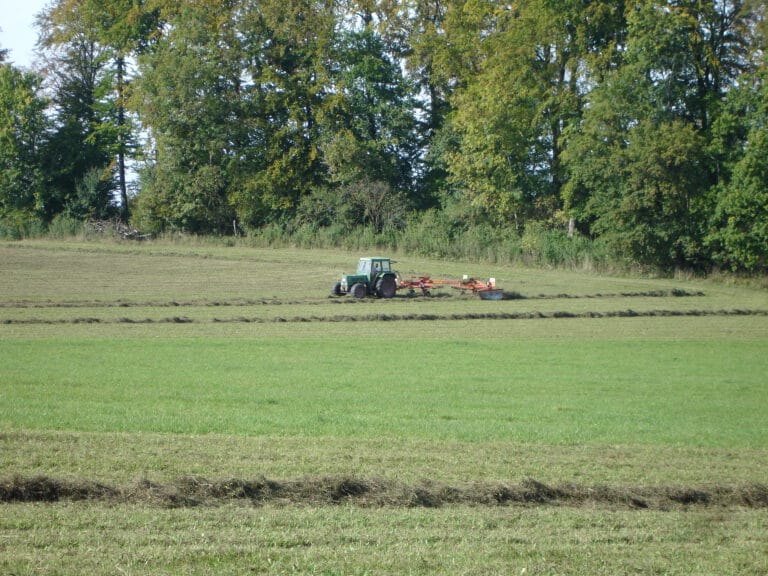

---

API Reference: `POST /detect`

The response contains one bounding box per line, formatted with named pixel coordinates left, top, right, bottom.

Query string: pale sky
left=1, top=0, right=50, bottom=69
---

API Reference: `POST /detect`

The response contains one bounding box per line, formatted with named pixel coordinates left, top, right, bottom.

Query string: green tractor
left=332, top=257, right=399, bottom=299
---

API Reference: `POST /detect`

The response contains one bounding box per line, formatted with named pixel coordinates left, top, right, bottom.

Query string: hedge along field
left=1, top=239, right=768, bottom=575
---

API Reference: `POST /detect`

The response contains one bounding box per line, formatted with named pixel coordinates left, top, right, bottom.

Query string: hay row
left=0, top=289, right=704, bottom=309
left=3, top=308, right=767, bottom=326
left=1, top=475, right=766, bottom=510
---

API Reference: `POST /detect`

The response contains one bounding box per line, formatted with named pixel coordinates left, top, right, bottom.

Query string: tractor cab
left=357, top=257, right=392, bottom=277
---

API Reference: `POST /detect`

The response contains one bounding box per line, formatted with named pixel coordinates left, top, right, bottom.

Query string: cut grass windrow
left=2, top=475, right=766, bottom=510
left=0, top=289, right=705, bottom=308
left=3, top=308, right=767, bottom=325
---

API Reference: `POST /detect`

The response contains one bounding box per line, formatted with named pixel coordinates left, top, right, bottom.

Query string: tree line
left=1, top=0, right=766, bottom=271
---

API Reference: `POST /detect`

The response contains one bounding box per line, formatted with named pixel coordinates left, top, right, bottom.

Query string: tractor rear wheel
left=375, top=275, right=397, bottom=298
left=349, top=282, right=367, bottom=299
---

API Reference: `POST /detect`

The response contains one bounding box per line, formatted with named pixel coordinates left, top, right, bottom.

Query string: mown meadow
left=1, top=239, right=767, bottom=575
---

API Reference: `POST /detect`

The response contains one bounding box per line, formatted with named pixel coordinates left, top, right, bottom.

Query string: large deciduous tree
left=442, top=0, right=626, bottom=229
left=39, top=28, right=116, bottom=220
left=0, top=64, right=49, bottom=223
left=316, top=26, right=419, bottom=231
left=132, top=0, right=249, bottom=232
left=133, top=0, right=337, bottom=232
left=563, top=0, right=762, bottom=269
left=709, top=56, right=768, bottom=271
left=40, top=0, right=161, bottom=221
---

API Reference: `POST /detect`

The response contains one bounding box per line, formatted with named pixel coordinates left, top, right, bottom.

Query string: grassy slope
left=1, top=239, right=767, bottom=575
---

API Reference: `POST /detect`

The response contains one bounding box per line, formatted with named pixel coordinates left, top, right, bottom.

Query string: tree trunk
left=117, top=55, right=129, bottom=221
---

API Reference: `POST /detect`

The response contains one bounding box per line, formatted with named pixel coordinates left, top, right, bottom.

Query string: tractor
left=332, top=257, right=398, bottom=299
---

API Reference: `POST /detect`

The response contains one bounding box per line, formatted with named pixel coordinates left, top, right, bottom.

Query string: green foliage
left=133, top=0, right=335, bottom=232
left=521, top=221, right=608, bottom=268
left=131, top=1, right=244, bottom=233
left=242, top=212, right=609, bottom=270
left=563, top=0, right=766, bottom=270
left=399, top=209, right=458, bottom=257
left=444, top=0, right=626, bottom=227
left=0, top=215, right=47, bottom=240
left=340, top=180, right=410, bottom=233
left=65, top=167, right=115, bottom=220
left=579, top=119, right=710, bottom=268
left=3, top=0, right=767, bottom=272
left=708, top=64, right=768, bottom=271
left=41, top=0, right=163, bottom=220
left=712, top=128, right=768, bottom=271
left=46, top=213, right=86, bottom=238
left=37, top=1, right=131, bottom=221
left=321, top=27, right=420, bottom=198
left=0, top=65, right=49, bottom=221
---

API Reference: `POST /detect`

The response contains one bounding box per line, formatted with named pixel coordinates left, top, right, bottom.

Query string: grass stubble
left=1, top=239, right=767, bottom=575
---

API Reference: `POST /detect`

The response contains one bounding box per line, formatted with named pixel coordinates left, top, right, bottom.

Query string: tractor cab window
left=379, top=260, right=391, bottom=273
left=357, top=260, right=371, bottom=275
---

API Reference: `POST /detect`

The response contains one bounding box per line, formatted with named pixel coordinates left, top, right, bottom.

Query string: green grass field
left=1, top=239, right=767, bottom=575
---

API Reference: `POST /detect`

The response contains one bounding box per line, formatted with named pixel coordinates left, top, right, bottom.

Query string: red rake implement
left=398, top=275, right=502, bottom=299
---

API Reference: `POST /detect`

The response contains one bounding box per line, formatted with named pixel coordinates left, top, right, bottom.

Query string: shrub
left=47, top=214, right=85, bottom=239
left=242, top=215, right=612, bottom=271
left=0, top=214, right=46, bottom=239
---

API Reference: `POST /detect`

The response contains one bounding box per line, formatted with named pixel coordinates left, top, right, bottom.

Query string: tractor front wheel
left=376, top=275, right=397, bottom=298
left=349, top=283, right=367, bottom=299
left=331, top=282, right=343, bottom=296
